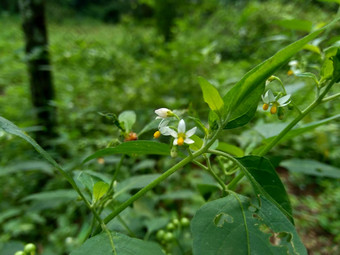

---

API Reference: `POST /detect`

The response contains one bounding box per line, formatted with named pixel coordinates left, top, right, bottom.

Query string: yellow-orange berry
left=287, top=70, right=294, bottom=76
left=262, top=103, right=269, bottom=111
left=125, top=132, right=138, bottom=141
left=177, top=137, right=184, bottom=146
left=270, top=105, right=277, bottom=114
left=153, top=130, right=161, bottom=139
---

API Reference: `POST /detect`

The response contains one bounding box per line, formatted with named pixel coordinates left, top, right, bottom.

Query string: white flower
left=262, top=90, right=291, bottom=114
left=276, top=94, right=291, bottom=107
left=262, top=90, right=275, bottom=104
left=155, top=108, right=173, bottom=119
left=167, top=119, right=196, bottom=146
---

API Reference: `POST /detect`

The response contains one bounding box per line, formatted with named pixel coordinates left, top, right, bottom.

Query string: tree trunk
left=19, top=0, right=57, bottom=147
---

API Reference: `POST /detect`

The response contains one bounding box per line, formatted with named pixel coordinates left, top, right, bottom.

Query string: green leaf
left=93, top=181, right=110, bottom=202
left=70, top=232, right=164, bottom=255
left=320, top=46, right=339, bottom=83
left=302, top=44, right=321, bottom=54
left=223, top=82, right=265, bottom=129
left=0, top=160, right=53, bottom=176
left=22, top=190, right=78, bottom=202
left=114, top=174, right=161, bottom=199
left=191, top=194, right=307, bottom=255
left=275, top=19, right=313, bottom=32
left=213, top=18, right=339, bottom=129
left=83, top=141, right=170, bottom=163
left=189, top=135, right=203, bottom=151
left=198, top=76, right=224, bottom=114
left=281, top=159, right=340, bottom=178
left=119, top=110, right=136, bottom=133
left=318, top=0, right=340, bottom=4
left=216, top=142, right=244, bottom=157
left=332, top=48, right=340, bottom=82
left=237, top=156, right=293, bottom=223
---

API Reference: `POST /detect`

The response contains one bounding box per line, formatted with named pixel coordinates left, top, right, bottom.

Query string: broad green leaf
left=189, top=135, right=203, bottom=151
left=83, top=141, right=170, bottom=163
left=237, top=156, right=293, bottom=223
left=93, top=181, right=110, bottom=202
left=0, top=160, right=53, bottom=176
left=216, top=142, right=244, bottom=157
left=212, top=18, right=339, bottom=130
left=114, top=174, right=161, bottom=199
left=281, top=159, right=340, bottom=178
left=224, top=81, right=264, bottom=129
left=22, top=190, right=77, bottom=202
left=320, top=46, right=339, bottom=83
left=198, top=76, right=224, bottom=114
left=70, top=232, right=164, bottom=255
left=191, top=194, right=307, bottom=255
left=119, top=110, right=136, bottom=133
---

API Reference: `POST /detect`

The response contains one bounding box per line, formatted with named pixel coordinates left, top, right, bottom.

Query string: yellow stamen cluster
left=177, top=137, right=184, bottom=146
left=153, top=130, right=161, bottom=139
left=270, top=104, right=278, bottom=114
left=287, top=70, right=294, bottom=76
left=262, top=103, right=269, bottom=111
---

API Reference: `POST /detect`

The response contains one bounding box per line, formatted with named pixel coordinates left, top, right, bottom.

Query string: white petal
left=186, top=127, right=197, bottom=137
left=267, top=90, right=275, bottom=102
left=173, top=138, right=178, bottom=145
left=184, top=138, right=195, bottom=144
left=167, top=128, right=178, bottom=138
left=155, top=108, right=170, bottom=118
left=277, top=95, right=291, bottom=105
left=159, top=119, right=170, bottom=128
left=178, top=119, right=186, bottom=133
left=289, top=60, right=298, bottom=66
left=160, top=126, right=171, bottom=136
left=156, top=116, right=163, bottom=120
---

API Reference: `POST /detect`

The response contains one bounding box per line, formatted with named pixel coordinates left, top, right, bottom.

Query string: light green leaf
left=318, top=0, right=340, bottom=4
left=70, top=232, right=164, bottom=255
left=83, top=141, right=170, bottom=163
left=93, top=181, right=110, bottom=202
left=275, top=19, right=313, bottom=32
left=281, top=159, right=340, bottom=178
left=198, top=76, right=224, bottom=114
left=237, top=156, right=293, bottom=223
left=191, top=194, right=307, bottom=255
left=216, top=142, right=244, bottom=157
left=22, top=190, right=78, bottom=202
left=320, top=46, right=339, bottom=83
left=119, top=110, right=136, bottom=133
left=302, top=44, right=321, bottom=54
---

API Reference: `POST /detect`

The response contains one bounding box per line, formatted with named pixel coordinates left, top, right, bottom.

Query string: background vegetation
left=0, top=0, right=339, bottom=254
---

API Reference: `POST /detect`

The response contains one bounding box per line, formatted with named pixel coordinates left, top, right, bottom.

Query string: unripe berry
left=172, top=218, right=180, bottom=226
left=156, top=229, right=165, bottom=240
left=180, top=217, right=190, bottom=227
left=24, top=243, right=36, bottom=253
left=163, top=232, right=174, bottom=242
left=166, top=222, right=175, bottom=230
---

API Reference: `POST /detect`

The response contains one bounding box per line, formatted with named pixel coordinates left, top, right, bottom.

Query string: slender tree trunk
left=19, top=0, right=57, bottom=147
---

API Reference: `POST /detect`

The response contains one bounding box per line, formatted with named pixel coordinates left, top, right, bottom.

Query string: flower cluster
left=262, top=90, right=291, bottom=115
left=153, top=108, right=196, bottom=146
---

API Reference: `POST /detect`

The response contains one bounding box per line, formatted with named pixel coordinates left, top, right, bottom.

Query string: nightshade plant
left=2, top=17, right=340, bottom=255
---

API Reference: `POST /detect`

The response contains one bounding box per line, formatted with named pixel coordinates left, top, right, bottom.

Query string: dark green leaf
left=83, top=141, right=170, bottom=163
left=191, top=194, right=306, bottom=255
left=281, top=159, right=340, bottom=178
left=70, top=232, right=164, bottom=255
left=237, top=156, right=293, bottom=223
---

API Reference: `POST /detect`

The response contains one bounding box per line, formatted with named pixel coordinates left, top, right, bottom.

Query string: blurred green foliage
left=1, top=0, right=340, bottom=254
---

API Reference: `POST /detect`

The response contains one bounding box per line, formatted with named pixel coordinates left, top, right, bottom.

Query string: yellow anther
left=287, top=70, right=294, bottom=76
left=177, top=136, right=184, bottom=146
left=153, top=130, right=161, bottom=139
left=270, top=104, right=277, bottom=114
left=262, top=103, right=269, bottom=111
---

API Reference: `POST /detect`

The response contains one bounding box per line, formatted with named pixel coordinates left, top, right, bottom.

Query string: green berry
left=156, top=229, right=165, bottom=240
left=180, top=217, right=190, bottom=227
left=166, top=222, right=175, bottom=230
left=163, top=232, right=174, bottom=242
left=24, top=243, right=36, bottom=253
left=172, top=218, right=179, bottom=226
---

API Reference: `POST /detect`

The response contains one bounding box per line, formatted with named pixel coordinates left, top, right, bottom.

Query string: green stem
left=322, top=92, right=340, bottom=103
left=205, top=155, right=227, bottom=192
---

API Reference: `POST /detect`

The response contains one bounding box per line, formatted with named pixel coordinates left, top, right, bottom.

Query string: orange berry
left=153, top=130, right=161, bottom=139
left=270, top=105, right=277, bottom=114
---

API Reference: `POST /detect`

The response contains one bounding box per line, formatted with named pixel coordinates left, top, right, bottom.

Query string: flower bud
left=170, top=146, right=178, bottom=158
